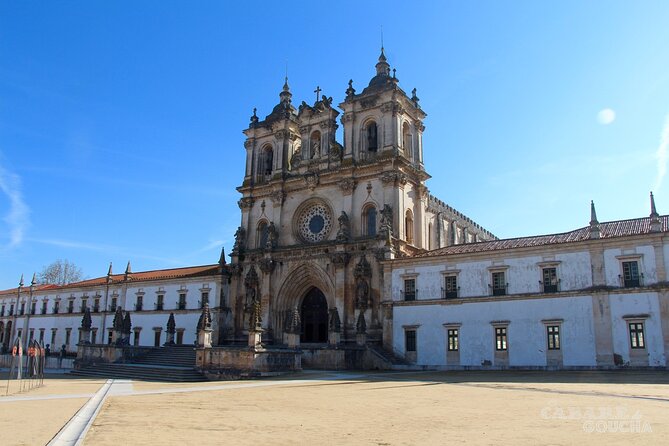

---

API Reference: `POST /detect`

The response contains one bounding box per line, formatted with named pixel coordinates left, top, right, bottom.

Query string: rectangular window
left=110, top=298, right=117, bottom=312
left=622, top=261, right=640, bottom=288
left=156, top=295, right=164, bottom=311
left=53, top=301, right=59, bottom=314
left=492, top=272, right=506, bottom=296
left=19, top=303, right=25, bottom=315
left=30, top=302, right=36, bottom=315
left=547, top=325, right=560, bottom=350
left=92, top=329, right=98, bottom=344
left=51, top=329, right=57, bottom=346
left=133, top=330, right=140, bottom=346
left=201, top=292, right=209, bottom=308
left=178, top=293, right=187, bottom=310
left=29, top=329, right=34, bottom=342
left=629, top=322, right=645, bottom=349
left=65, top=328, right=72, bottom=346
left=405, top=329, right=417, bottom=352
left=9, top=304, right=14, bottom=315
left=443, top=276, right=458, bottom=299
left=154, top=330, right=162, bottom=347
left=495, top=327, right=507, bottom=351
left=136, top=296, right=143, bottom=311
left=41, top=302, right=47, bottom=315
left=542, top=268, right=558, bottom=293
left=447, top=328, right=459, bottom=351
left=93, top=298, right=100, bottom=313
left=80, top=298, right=88, bottom=313
left=403, top=279, right=416, bottom=301
left=67, top=300, right=74, bottom=314
left=39, top=328, right=45, bottom=342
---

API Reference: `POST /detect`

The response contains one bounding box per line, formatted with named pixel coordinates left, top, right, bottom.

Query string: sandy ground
left=83, top=371, right=668, bottom=446
left=0, top=374, right=107, bottom=446
left=1, top=371, right=667, bottom=445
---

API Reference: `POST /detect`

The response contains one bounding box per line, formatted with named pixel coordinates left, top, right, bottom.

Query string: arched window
left=310, top=131, right=321, bottom=158
left=366, top=121, right=378, bottom=152
left=405, top=209, right=414, bottom=244
left=363, top=205, right=377, bottom=236
left=402, top=122, right=412, bottom=156
left=257, top=220, right=269, bottom=249
left=262, top=146, right=273, bottom=176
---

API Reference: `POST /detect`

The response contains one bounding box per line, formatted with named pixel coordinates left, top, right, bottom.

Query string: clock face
left=297, top=202, right=332, bottom=243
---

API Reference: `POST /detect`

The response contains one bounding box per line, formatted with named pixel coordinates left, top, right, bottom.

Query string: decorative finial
left=219, top=247, right=226, bottom=265
left=250, top=107, right=258, bottom=124
left=589, top=200, right=600, bottom=239
left=650, top=191, right=662, bottom=232
left=125, top=261, right=132, bottom=274
left=346, top=79, right=356, bottom=98
left=283, top=76, right=290, bottom=92
left=19, top=274, right=24, bottom=288
left=314, top=85, right=321, bottom=102
left=107, top=262, right=113, bottom=276
left=392, top=68, right=396, bottom=79
left=590, top=200, right=598, bottom=225
left=650, top=191, right=659, bottom=218
left=31, top=272, right=36, bottom=287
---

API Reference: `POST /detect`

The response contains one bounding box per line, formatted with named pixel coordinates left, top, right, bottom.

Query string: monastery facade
left=1, top=50, right=666, bottom=371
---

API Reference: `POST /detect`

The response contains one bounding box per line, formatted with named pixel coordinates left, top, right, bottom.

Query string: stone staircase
left=367, top=344, right=412, bottom=368
left=71, top=345, right=207, bottom=382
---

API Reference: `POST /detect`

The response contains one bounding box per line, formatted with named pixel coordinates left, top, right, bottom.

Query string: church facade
left=1, top=50, right=668, bottom=371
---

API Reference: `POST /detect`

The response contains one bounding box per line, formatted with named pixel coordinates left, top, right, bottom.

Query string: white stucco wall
left=609, top=292, right=665, bottom=366
left=393, top=295, right=596, bottom=367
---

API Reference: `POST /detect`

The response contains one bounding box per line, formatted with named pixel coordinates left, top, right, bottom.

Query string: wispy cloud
left=28, top=237, right=182, bottom=266
left=0, top=163, right=30, bottom=249
left=653, top=114, right=669, bottom=192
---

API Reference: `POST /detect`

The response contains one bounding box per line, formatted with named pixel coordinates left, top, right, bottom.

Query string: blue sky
left=1, top=1, right=668, bottom=289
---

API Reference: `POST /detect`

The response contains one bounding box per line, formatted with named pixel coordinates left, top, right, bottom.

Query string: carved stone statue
left=355, top=278, right=370, bottom=309
left=336, top=211, right=351, bottom=242
left=312, top=137, right=321, bottom=159
left=266, top=222, right=278, bottom=250
left=232, top=226, right=246, bottom=254
left=379, top=204, right=393, bottom=239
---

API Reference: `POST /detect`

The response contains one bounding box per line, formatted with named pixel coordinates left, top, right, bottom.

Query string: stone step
left=71, top=363, right=206, bottom=382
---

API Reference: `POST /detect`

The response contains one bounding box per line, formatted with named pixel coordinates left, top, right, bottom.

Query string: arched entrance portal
left=301, top=288, right=328, bottom=343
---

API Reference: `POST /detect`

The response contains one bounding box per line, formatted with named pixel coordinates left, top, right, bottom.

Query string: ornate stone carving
left=258, top=257, right=276, bottom=274
left=290, top=151, right=302, bottom=169
left=337, top=178, right=357, bottom=195
left=228, top=263, right=243, bottom=276
left=353, top=255, right=372, bottom=279
left=336, top=211, right=351, bottom=242
left=232, top=226, right=246, bottom=254
left=287, top=307, right=301, bottom=334
left=237, top=197, right=255, bottom=209
left=330, top=252, right=350, bottom=267
left=360, top=98, right=377, bottom=108
left=380, top=103, right=393, bottom=113
left=304, top=173, right=319, bottom=190
left=380, top=172, right=396, bottom=185
left=329, top=142, right=342, bottom=161
left=274, top=129, right=289, bottom=140
left=265, top=222, right=278, bottom=250
left=355, top=277, right=370, bottom=310
left=380, top=204, right=393, bottom=239
left=345, top=79, right=356, bottom=98
left=249, top=298, right=262, bottom=331
left=356, top=311, right=367, bottom=334
left=270, top=190, right=286, bottom=205
left=328, top=308, right=341, bottom=333
left=244, top=139, right=254, bottom=149
left=373, top=248, right=387, bottom=262
left=197, top=301, right=212, bottom=331
left=342, top=112, right=354, bottom=122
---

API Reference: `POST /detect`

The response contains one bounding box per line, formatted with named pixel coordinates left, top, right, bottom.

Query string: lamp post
left=22, top=273, right=36, bottom=348
left=100, top=263, right=112, bottom=345
left=10, top=275, right=24, bottom=345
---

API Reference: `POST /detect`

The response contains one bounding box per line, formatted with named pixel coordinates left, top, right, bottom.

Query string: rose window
left=297, top=203, right=332, bottom=243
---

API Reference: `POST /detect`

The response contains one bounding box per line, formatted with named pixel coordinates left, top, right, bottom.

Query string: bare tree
left=38, top=259, right=83, bottom=285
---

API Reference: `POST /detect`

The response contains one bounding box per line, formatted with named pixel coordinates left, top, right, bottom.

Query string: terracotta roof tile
left=414, top=215, right=668, bottom=258
left=0, top=264, right=222, bottom=296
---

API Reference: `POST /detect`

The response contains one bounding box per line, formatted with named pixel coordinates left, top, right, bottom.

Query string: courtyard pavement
left=1, top=370, right=668, bottom=445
